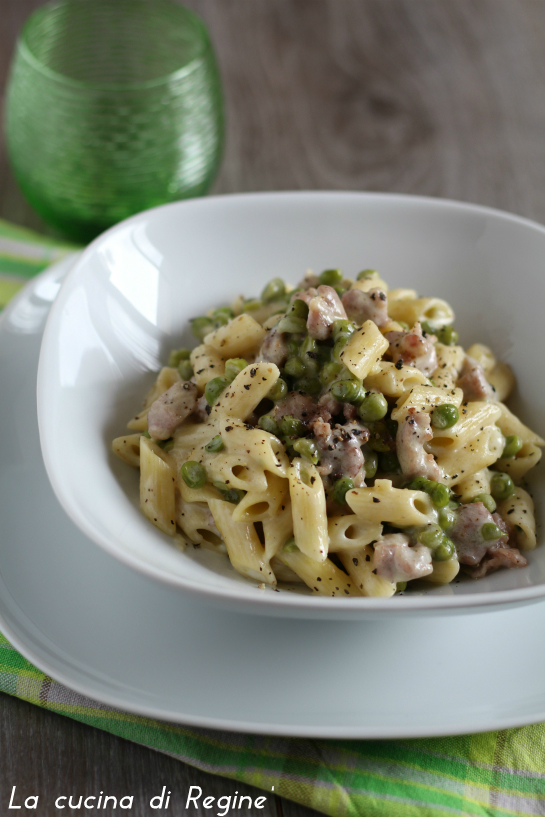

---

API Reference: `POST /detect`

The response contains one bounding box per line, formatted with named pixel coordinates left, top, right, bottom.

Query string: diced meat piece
left=306, top=285, right=347, bottom=340
left=491, top=512, right=509, bottom=540
left=462, top=547, right=527, bottom=579
left=456, top=356, right=496, bottom=401
left=373, top=533, right=433, bottom=583
left=396, top=407, right=443, bottom=481
left=342, top=287, right=389, bottom=327
left=147, top=380, right=198, bottom=440
left=271, top=391, right=318, bottom=426
left=311, top=418, right=368, bottom=485
left=450, top=502, right=508, bottom=566
left=316, top=391, right=341, bottom=423
left=296, top=271, right=321, bottom=289
left=385, top=321, right=438, bottom=376
left=257, top=325, right=289, bottom=367
left=193, top=392, right=212, bottom=422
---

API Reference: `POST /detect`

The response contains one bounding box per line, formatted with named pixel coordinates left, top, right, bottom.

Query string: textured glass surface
left=5, top=0, right=224, bottom=241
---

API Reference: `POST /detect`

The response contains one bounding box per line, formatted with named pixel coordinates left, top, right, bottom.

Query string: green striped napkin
left=1, top=218, right=545, bottom=817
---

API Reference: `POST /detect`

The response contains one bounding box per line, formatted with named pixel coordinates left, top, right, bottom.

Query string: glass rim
left=17, top=0, right=213, bottom=92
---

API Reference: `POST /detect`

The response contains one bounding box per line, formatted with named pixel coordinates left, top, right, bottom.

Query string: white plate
left=4, top=262, right=545, bottom=737
left=37, top=192, right=545, bottom=615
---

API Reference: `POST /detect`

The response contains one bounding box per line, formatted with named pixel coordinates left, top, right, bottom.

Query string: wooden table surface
left=2, top=1, right=545, bottom=814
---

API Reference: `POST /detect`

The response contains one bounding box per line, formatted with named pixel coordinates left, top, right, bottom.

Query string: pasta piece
left=232, top=472, right=289, bottom=523
left=350, top=274, right=389, bottom=293
left=139, top=437, right=176, bottom=536
left=495, top=403, right=545, bottom=446
left=112, top=433, right=142, bottom=467
left=495, top=443, right=542, bottom=482
left=175, top=495, right=223, bottom=549
left=211, top=362, right=280, bottom=421
left=263, top=502, right=294, bottom=563
left=347, top=479, right=437, bottom=527
left=435, top=425, right=505, bottom=486
left=452, top=468, right=492, bottom=502
left=391, top=385, right=463, bottom=422
left=208, top=498, right=276, bottom=585
left=288, top=458, right=329, bottom=562
left=204, top=314, right=266, bottom=358
left=277, top=547, right=362, bottom=596
left=339, top=320, right=389, bottom=380
left=338, top=546, right=396, bottom=597
left=497, top=487, right=536, bottom=550
left=209, top=419, right=289, bottom=483
left=432, top=343, right=466, bottom=389
left=388, top=288, right=417, bottom=302
left=190, top=344, right=225, bottom=390
left=327, top=515, right=383, bottom=552
left=466, top=343, right=496, bottom=373
left=364, top=361, right=430, bottom=399
left=419, top=557, right=460, bottom=585
left=426, top=401, right=502, bottom=456
left=127, top=367, right=180, bottom=431
left=487, top=362, right=515, bottom=402
left=388, top=297, right=454, bottom=327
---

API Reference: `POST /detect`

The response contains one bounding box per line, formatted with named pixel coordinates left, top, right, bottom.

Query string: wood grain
left=1, top=1, right=545, bottom=814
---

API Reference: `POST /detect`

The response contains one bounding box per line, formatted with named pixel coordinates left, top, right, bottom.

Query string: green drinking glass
left=5, top=0, right=224, bottom=242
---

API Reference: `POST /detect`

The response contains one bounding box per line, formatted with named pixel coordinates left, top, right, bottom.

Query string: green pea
left=178, top=360, right=194, bottom=381
left=284, top=356, right=307, bottom=379
left=471, top=493, right=496, bottom=513
left=438, top=326, right=459, bottom=346
left=283, top=537, right=299, bottom=553
left=279, top=415, right=306, bottom=438
left=292, top=438, right=319, bottom=464
left=224, top=358, right=248, bottom=382
left=277, top=315, right=308, bottom=334
left=490, top=472, right=515, bottom=502
left=331, top=476, right=355, bottom=505
left=332, top=334, right=351, bottom=362
left=258, top=414, right=280, bottom=435
left=142, top=430, right=151, bottom=439
left=396, top=581, right=407, bottom=593
left=431, top=404, right=459, bottom=430
left=294, top=377, right=322, bottom=396
left=431, top=482, right=450, bottom=508
left=334, top=286, right=346, bottom=298
left=357, top=392, right=388, bottom=422
left=379, top=452, right=400, bottom=473
left=242, top=298, right=262, bottom=312
left=268, top=378, right=288, bottom=402
left=481, top=522, right=504, bottom=541
left=158, top=438, right=174, bottom=452
left=181, top=461, right=207, bottom=489
left=290, top=298, right=310, bottom=319
left=448, top=498, right=461, bottom=509
left=405, top=476, right=434, bottom=493
left=205, top=434, right=225, bottom=453
left=438, top=506, right=457, bottom=531
left=204, top=376, right=229, bottom=406
left=363, top=449, right=378, bottom=479
left=261, top=278, right=286, bottom=303
left=502, top=434, right=523, bottom=458
left=356, top=269, right=378, bottom=281
left=319, top=268, right=343, bottom=286
left=332, top=318, right=355, bottom=341
left=417, top=524, right=444, bottom=549
left=190, top=316, right=215, bottom=341
left=330, top=379, right=365, bottom=405
left=212, top=481, right=246, bottom=504
left=320, top=361, right=343, bottom=386
left=287, top=337, right=301, bottom=357
left=168, top=348, right=191, bottom=367
left=397, top=321, right=410, bottom=331
left=433, top=538, right=455, bottom=561
left=367, top=421, right=391, bottom=453
left=213, top=306, right=234, bottom=319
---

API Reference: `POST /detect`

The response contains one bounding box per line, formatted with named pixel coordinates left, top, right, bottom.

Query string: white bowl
left=37, top=191, right=545, bottom=617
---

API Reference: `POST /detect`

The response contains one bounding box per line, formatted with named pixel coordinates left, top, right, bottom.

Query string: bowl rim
left=37, top=189, right=545, bottom=613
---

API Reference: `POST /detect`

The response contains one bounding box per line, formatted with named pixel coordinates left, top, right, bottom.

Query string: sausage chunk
left=147, top=380, right=198, bottom=440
